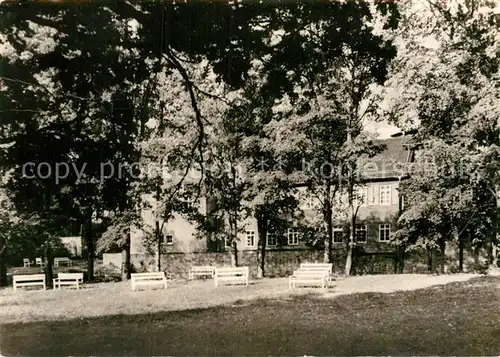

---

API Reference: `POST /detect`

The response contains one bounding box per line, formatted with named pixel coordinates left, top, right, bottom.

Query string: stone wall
left=131, top=249, right=395, bottom=279
left=131, top=242, right=490, bottom=279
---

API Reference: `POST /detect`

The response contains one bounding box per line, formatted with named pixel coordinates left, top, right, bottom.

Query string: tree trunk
left=155, top=220, right=161, bottom=272
left=344, top=206, right=356, bottom=276
left=122, top=229, right=132, bottom=280
left=344, top=128, right=355, bottom=276
left=427, top=247, right=433, bottom=274
left=44, top=242, right=54, bottom=289
left=0, top=237, right=7, bottom=287
left=473, top=245, right=480, bottom=266
left=256, top=211, right=268, bottom=279
left=458, top=237, right=464, bottom=273
left=492, top=242, right=498, bottom=268
left=344, top=231, right=354, bottom=276
left=85, top=212, right=94, bottom=282
left=344, top=244, right=353, bottom=276
left=0, top=259, right=6, bottom=287
left=324, top=205, right=333, bottom=264
left=398, top=244, right=406, bottom=274
left=230, top=241, right=238, bottom=267
left=439, top=238, right=446, bottom=275
left=396, top=184, right=405, bottom=274
left=494, top=185, right=500, bottom=268
left=257, top=239, right=266, bottom=279
left=228, top=217, right=238, bottom=267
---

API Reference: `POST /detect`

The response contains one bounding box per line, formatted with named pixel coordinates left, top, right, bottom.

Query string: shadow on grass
left=1, top=276, right=499, bottom=356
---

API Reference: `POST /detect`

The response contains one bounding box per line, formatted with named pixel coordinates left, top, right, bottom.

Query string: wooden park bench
left=53, top=272, right=83, bottom=290
left=299, top=263, right=335, bottom=281
left=289, top=269, right=330, bottom=290
left=188, top=266, right=215, bottom=280
left=54, top=257, right=72, bottom=268
left=35, top=257, right=44, bottom=267
left=214, top=267, right=249, bottom=287
left=13, top=274, right=46, bottom=291
left=131, top=272, right=167, bottom=291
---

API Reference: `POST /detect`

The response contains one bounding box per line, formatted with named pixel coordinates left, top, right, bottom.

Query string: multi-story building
left=129, top=135, right=414, bottom=276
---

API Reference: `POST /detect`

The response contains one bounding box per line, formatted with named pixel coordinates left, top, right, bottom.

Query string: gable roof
left=359, top=136, right=413, bottom=181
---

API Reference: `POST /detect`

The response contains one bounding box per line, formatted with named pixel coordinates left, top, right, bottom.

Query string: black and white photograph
left=0, top=0, right=499, bottom=355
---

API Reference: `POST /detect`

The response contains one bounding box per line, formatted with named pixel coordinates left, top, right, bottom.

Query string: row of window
left=299, top=185, right=393, bottom=209
left=239, top=229, right=300, bottom=247
left=357, top=185, right=392, bottom=206
left=163, top=224, right=392, bottom=247
left=334, top=224, right=391, bottom=243
left=242, top=224, right=392, bottom=247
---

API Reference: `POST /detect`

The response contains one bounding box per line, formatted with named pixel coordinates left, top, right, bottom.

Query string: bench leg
left=214, top=278, right=218, bottom=287
left=13, top=284, right=17, bottom=292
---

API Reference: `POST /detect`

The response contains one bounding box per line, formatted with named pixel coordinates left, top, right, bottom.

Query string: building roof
left=358, top=136, right=413, bottom=181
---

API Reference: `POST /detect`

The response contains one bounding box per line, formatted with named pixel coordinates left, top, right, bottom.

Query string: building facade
left=127, top=136, right=415, bottom=276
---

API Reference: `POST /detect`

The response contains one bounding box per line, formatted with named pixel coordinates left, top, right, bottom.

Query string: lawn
left=1, top=275, right=499, bottom=356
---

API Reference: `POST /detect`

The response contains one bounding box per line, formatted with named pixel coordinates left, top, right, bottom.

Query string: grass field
left=1, top=275, right=499, bottom=356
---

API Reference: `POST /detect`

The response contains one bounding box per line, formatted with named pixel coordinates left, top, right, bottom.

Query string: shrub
left=94, top=263, right=122, bottom=283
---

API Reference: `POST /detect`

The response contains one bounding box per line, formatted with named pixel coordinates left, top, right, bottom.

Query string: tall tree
left=382, top=0, right=500, bottom=270
left=263, top=1, right=397, bottom=275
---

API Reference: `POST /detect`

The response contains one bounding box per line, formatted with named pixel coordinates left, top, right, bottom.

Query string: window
left=162, top=234, right=173, bottom=245
left=379, top=224, right=391, bottom=242
left=245, top=230, right=255, bottom=247
left=354, top=187, right=368, bottom=206
left=379, top=185, right=391, bottom=205
left=266, top=232, right=277, bottom=246
left=287, top=228, right=299, bottom=245
left=333, top=227, right=343, bottom=244
left=355, top=225, right=367, bottom=243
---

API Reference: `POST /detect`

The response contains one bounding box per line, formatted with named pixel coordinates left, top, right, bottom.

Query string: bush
left=94, top=264, right=122, bottom=283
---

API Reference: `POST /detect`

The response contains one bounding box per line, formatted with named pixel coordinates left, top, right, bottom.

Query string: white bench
left=35, top=257, right=44, bottom=267
left=214, top=267, right=249, bottom=287
left=300, top=263, right=334, bottom=281
left=188, top=266, right=215, bottom=280
left=23, top=258, right=31, bottom=268
left=13, top=274, right=46, bottom=291
left=54, top=257, right=72, bottom=267
left=53, top=272, right=83, bottom=290
left=289, top=269, right=329, bottom=289
left=131, top=272, right=167, bottom=291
